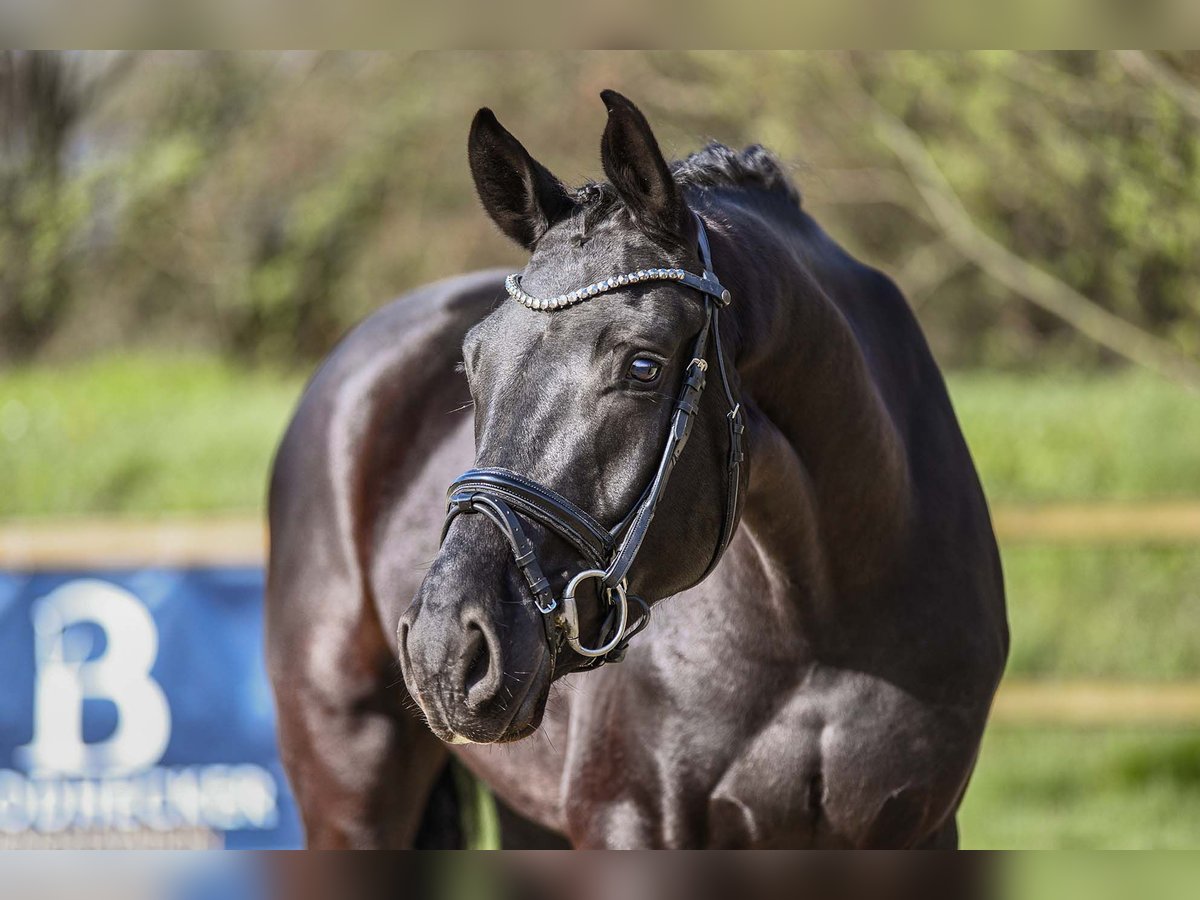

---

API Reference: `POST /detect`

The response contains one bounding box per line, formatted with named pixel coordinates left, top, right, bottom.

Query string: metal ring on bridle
left=558, top=569, right=628, bottom=658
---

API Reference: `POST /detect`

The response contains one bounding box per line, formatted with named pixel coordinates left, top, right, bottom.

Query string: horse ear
left=599, top=90, right=685, bottom=235
left=468, top=108, right=574, bottom=250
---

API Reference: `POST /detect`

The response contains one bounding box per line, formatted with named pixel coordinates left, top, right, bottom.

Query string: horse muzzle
left=398, top=571, right=553, bottom=744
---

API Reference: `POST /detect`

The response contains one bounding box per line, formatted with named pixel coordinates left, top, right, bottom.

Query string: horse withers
left=266, top=91, right=1008, bottom=848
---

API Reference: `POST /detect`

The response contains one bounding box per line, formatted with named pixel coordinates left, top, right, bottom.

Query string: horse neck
left=720, top=211, right=914, bottom=607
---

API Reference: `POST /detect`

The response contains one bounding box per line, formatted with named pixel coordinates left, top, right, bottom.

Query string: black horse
left=266, top=91, right=1008, bottom=848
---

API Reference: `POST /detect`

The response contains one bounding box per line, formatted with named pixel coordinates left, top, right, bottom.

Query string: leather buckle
left=728, top=403, right=745, bottom=430
left=684, top=358, right=708, bottom=392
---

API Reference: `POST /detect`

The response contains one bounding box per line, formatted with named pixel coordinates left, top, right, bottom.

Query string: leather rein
left=443, top=213, right=745, bottom=668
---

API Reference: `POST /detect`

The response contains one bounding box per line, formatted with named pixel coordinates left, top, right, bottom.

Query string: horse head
left=398, top=91, right=746, bottom=744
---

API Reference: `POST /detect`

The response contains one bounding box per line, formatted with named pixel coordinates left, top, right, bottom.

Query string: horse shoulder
left=267, top=270, right=504, bottom=690
left=265, top=270, right=507, bottom=846
left=707, top=673, right=974, bottom=848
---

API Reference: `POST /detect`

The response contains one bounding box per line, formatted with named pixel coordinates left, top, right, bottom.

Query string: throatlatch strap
left=700, top=304, right=745, bottom=580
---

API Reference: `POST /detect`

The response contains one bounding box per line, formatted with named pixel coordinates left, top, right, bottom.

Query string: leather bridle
left=442, top=213, right=745, bottom=667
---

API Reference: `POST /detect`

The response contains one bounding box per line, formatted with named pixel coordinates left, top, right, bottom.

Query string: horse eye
left=627, top=358, right=662, bottom=383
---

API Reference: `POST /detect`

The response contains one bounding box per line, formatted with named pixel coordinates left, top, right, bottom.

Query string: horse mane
left=670, top=142, right=801, bottom=205
left=572, top=142, right=800, bottom=238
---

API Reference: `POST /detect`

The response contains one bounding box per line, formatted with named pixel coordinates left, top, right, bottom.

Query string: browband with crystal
left=505, top=247, right=731, bottom=311
left=506, top=269, right=686, bottom=311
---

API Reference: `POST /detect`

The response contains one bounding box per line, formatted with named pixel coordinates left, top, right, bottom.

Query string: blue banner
left=0, top=568, right=302, bottom=849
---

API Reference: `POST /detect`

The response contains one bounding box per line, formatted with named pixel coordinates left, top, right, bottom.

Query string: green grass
left=1004, top=545, right=1200, bottom=679
left=0, top=355, right=303, bottom=517
left=961, top=725, right=1200, bottom=849
left=1004, top=851, right=1200, bottom=900
left=1, top=360, right=1197, bottom=518
left=949, top=369, right=1200, bottom=503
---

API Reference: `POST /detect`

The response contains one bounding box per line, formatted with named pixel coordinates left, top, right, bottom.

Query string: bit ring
left=558, top=569, right=629, bottom=658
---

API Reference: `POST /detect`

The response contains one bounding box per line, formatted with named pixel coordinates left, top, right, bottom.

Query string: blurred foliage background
left=3, top=50, right=1200, bottom=372
left=2, top=51, right=1200, bottom=849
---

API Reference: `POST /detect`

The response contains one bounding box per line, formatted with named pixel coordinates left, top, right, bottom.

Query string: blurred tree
left=644, top=51, right=1200, bottom=375
left=0, top=51, right=137, bottom=360
left=2, top=51, right=1198, bottom=376
left=0, top=51, right=85, bottom=359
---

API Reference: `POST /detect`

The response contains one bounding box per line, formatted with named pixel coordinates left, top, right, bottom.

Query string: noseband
left=442, top=213, right=745, bottom=667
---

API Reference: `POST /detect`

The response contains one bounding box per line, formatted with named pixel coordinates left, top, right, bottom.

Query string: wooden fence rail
left=2, top=505, right=1200, bottom=726
left=1, top=502, right=1198, bottom=569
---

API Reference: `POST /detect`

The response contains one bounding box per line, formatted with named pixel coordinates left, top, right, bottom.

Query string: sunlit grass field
left=2, top=355, right=1199, bottom=847
left=961, top=726, right=1200, bottom=849
left=0, top=356, right=301, bottom=516
left=3, top=356, right=1197, bottom=515
left=950, top=369, right=1200, bottom=503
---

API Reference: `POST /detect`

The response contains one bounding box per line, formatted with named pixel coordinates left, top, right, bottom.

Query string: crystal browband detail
left=505, top=268, right=689, bottom=311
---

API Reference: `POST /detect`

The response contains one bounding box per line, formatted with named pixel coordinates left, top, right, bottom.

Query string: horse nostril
left=465, top=632, right=488, bottom=688
left=462, top=623, right=501, bottom=710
